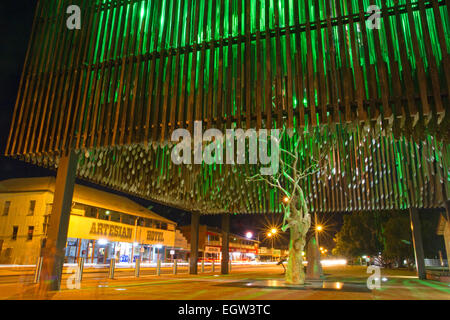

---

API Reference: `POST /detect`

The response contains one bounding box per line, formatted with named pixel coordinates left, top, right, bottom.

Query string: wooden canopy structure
left=5, top=0, right=450, bottom=214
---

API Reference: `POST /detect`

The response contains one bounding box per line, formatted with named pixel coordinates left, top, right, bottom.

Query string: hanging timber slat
left=20, top=125, right=449, bottom=214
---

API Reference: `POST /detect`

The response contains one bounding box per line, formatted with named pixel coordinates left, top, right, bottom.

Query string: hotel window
left=28, top=200, right=36, bottom=216
left=43, top=215, right=50, bottom=235
left=27, top=226, right=34, bottom=241
left=121, top=214, right=135, bottom=225
left=160, top=222, right=167, bottom=230
left=144, top=218, right=153, bottom=228
left=109, top=211, right=121, bottom=223
left=12, top=226, right=18, bottom=240
left=85, top=206, right=97, bottom=218
left=97, top=209, right=110, bottom=221
left=3, top=201, right=11, bottom=216
left=208, top=235, right=219, bottom=243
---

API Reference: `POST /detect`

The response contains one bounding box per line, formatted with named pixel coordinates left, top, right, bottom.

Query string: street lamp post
left=255, top=227, right=278, bottom=262
left=313, top=217, right=324, bottom=278
left=314, top=213, right=321, bottom=249
left=271, top=237, right=274, bottom=261
left=267, top=228, right=277, bottom=262
left=268, top=234, right=274, bottom=261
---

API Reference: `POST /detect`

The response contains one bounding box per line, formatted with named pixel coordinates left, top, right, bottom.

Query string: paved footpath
left=0, top=265, right=448, bottom=300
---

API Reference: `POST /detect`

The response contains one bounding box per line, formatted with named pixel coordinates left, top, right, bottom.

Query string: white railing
left=424, top=259, right=448, bottom=267
left=0, top=260, right=278, bottom=269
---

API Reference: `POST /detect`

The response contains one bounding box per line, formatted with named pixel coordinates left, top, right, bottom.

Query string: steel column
left=39, top=150, right=78, bottom=291
left=189, top=212, right=200, bottom=274
left=221, top=214, right=230, bottom=274
left=409, top=208, right=426, bottom=280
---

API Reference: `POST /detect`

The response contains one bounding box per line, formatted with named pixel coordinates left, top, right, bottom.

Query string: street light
left=314, top=221, right=323, bottom=251
left=257, top=227, right=280, bottom=262
left=246, top=232, right=253, bottom=239
left=267, top=231, right=276, bottom=261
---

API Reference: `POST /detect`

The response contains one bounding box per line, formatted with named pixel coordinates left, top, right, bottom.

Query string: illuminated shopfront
left=64, top=211, right=176, bottom=264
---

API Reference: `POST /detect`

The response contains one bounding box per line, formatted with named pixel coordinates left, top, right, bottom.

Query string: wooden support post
left=189, top=212, right=200, bottom=274
left=173, top=260, right=177, bottom=274
left=39, top=150, right=78, bottom=291
left=156, top=259, right=161, bottom=276
left=409, top=208, right=426, bottom=280
left=75, top=238, right=81, bottom=263
left=135, top=258, right=141, bottom=277
left=109, top=259, right=115, bottom=279
left=91, top=240, right=95, bottom=264
left=221, top=214, right=230, bottom=274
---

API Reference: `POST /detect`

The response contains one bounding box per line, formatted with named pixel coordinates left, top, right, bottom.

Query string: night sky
left=3, top=2, right=443, bottom=256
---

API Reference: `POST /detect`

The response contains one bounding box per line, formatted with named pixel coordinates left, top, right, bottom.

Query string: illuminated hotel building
left=180, top=225, right=259, bottom=262
left=0, top=177, right=183, bottom=265
left=437, top=215, right=450, bottom=270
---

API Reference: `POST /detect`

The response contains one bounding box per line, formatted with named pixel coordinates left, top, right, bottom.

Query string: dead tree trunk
left=246, top=131, right=325, bottom=285
left=284, top=190, right=311, bottom=284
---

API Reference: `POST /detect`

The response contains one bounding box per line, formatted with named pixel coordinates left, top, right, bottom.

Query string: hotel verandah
left=0, top=177, right=180, bottom=265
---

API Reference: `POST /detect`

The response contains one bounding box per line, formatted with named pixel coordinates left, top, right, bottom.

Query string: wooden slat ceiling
left=20, top=126, right=450, bottom=214
left=5, top=0, right=450, bottom=214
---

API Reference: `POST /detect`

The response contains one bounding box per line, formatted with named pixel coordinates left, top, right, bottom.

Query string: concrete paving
left=0, top=265, right=448, bottom=300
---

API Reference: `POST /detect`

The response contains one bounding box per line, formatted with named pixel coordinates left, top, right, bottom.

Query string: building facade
left=258, top=247, right=287, bottom=262
left=180, top=225, right=259, bottom=262
left=0, top=177, right=181, bottom=265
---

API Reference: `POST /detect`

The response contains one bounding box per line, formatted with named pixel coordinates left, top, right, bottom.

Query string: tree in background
left=332, top=212, right=385, bottom=259
left=332, top=212, right=383, bottom=258
left=382, top=213, right=414, bottom=268
left=420, top=211, right=446, bottom=259
left=333, top=210, right=444, bottom=268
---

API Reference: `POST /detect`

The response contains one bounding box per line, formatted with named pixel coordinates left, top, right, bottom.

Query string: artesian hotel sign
left=67, top=216, right=175, bottom=246
left=89, top=222, right=133, bottom=240
left=147, top=231, right=164, bottom=242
